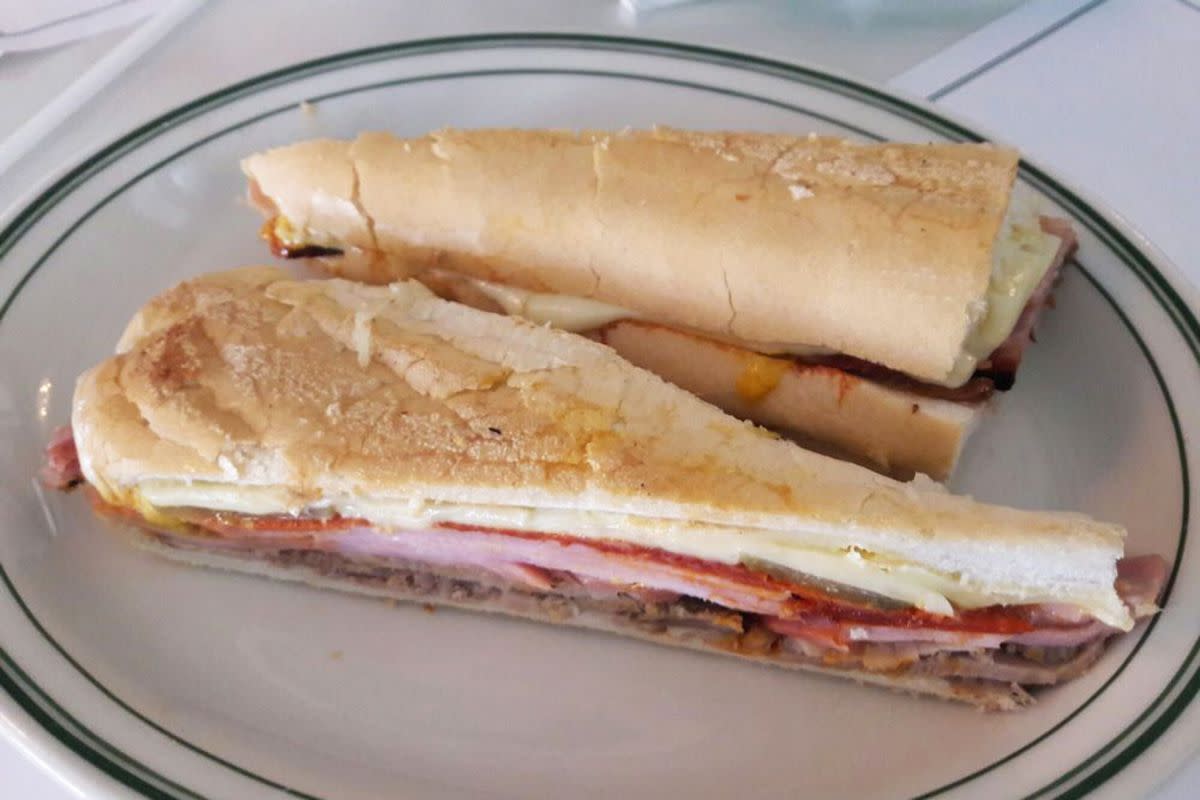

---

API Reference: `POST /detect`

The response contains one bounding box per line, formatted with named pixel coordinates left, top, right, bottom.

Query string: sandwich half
left=54, top=267, right=1165, bottom=711
left=242, top=128, right=1076, bottom=479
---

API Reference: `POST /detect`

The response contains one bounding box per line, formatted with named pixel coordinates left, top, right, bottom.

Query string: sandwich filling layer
left=127, top=479, right=1130, bottom=626
left=81, top=485, right=1166, bottom=709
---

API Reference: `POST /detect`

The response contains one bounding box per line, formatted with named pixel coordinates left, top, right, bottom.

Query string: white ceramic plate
left=2, top=35, right=1198, bottom=800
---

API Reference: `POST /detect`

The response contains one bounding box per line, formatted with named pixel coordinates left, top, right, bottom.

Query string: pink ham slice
left=331, top=527, right=564, bottom=592
left=236, top=523, right=1165, bottom=654
left=40, top=425, right=83, bottom=489
left=326, top=527, right=794, bottom=616
left=1116, top=553, right=1170, bottom=618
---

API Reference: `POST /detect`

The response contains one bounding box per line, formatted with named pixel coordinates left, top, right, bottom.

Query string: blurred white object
left=0, top=0, right=167, bottom=52
left=619, top=0, right=701, bottom=15
left=0, top=0, right=202, bottom=176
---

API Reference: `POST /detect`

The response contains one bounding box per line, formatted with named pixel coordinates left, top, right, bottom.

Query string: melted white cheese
left=469, top=279, right=634, bottom=332
left=468, top=279, right=840, bottom=358
left=944, top=195, right=1063, bottom=386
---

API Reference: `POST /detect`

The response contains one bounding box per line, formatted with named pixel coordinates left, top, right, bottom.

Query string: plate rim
left=0, top=32, right=1196, bottom=800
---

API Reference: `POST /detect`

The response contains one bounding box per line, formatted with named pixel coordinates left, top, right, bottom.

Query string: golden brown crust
left=71, top=267, right=1130, bottom=619
left=242, top=139, right=372, bottom=251
left=242, top=128, right=1020, bottom=383
left=350, top=264, right=979, bottom=481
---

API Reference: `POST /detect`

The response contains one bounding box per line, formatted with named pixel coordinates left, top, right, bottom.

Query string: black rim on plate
left=0, top=34, right=1194, bottom=800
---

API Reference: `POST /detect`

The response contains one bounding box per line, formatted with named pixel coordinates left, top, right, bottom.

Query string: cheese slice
left=944, top=196, right=1064, bottom=386
left=470, top=279, right=633, bottom=332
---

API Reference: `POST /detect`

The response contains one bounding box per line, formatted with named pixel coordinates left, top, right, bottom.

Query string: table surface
left=2, top=1, right=1197, bottom=796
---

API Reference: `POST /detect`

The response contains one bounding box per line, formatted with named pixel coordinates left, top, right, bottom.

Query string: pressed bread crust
left=410, top=272, right=982, bottom=481
left=242, top=128, right=1020, bottom=385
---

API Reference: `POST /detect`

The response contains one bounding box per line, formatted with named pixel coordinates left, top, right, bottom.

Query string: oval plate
left=1, top=34, right=1198, bottom=800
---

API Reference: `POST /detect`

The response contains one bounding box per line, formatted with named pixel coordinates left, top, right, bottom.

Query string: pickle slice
left=740, top=556, right=912, bottom=610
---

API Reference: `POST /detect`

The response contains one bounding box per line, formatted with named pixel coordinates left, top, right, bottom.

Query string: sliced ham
left=40, top=425, right=83, bottom=489
left=1116, top=554, right=1170, bottom=618
left=1006, top=620, right=1115, bottom=648
left=286, top=524, right=798, bottom=617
